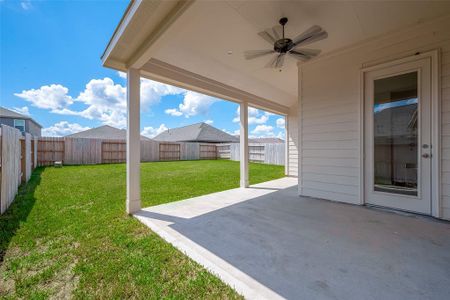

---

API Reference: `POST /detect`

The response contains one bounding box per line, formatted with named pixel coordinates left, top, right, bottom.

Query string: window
left=14, top=119, right=25, bottom=132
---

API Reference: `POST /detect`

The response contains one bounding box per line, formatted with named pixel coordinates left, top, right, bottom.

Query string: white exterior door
left=364, top=57, right=432, bottom=214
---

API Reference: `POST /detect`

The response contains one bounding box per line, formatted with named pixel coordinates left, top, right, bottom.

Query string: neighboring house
left=0, top=107, right=42, bottom=136
left=66, top=125, right=151, bottom=140
left=153, top=122, right=239, bottom=143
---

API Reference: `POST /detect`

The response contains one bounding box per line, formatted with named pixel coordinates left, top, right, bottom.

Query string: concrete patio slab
left=134, top=177, right=450, bottom=300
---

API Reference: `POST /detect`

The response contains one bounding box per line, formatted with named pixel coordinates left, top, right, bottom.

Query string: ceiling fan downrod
left=279, top=17, right=288, bottom=39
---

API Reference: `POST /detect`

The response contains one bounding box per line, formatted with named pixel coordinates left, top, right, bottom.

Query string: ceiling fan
left=244, top=17, right=328, bottom=68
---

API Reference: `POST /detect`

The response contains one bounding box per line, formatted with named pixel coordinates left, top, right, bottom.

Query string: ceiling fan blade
left=265, top=54, right=279, bottom=68
left=272, top=25, right=282, bottom=40
left=296, top=48, right=321, bottom=57
left=294, top=30, right=328, bottom=47
left=244, top=49, right=276, bottom=60
left=258, top=30, right=276, bottom=45
left=274, top=53, right=286, bottom=68
left=289, top=48, right=322, bottom=61
left=291, top=25, right=322, bottom=45
left=289, top=51, right=310, bottom=61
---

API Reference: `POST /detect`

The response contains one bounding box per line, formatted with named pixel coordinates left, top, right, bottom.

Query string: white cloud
left=204, top=119, right=213, bottom=125
left=222, top=128, right=240, bottom=136
left=118, top=71, right=184, bottom=109
left=141, top=124, right=168, bottom=138
left=42, top=121, right=90, bottom=137
left=165, top=108, right=183, bottom=117
left=232, top=107, right=270, bottom=125
left=11, top=106, right=30, bottom=116
left=21, top=1, right=32, bottom=10
left=14, top=84, right=74, bottom=111
left=14, top=74, right=188, bottom=129
left=166, top=91, right=218, bottom=118
left=277, top=131, right=285, bottom=140
left=251, top=125, right=274, bottom=137
left=73, top=77, right=128, bottom=128
left=276, top=118, right=285, bottom=128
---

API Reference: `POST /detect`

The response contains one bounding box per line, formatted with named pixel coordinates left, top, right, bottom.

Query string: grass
left=0, top=160, right=284, bottom=299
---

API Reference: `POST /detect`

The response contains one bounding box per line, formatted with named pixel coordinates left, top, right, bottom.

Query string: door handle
left=422, top=153, right=431, bottom=158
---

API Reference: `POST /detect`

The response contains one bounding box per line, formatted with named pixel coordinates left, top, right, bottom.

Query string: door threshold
left=365, top=204, right=449, bottom=224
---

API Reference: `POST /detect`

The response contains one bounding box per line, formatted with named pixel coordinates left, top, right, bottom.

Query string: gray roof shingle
left=65, top=125, right=151, bottom=140
left=0, top=107, right=43, bottom=128
left=154, top=122, right=239, bottom=143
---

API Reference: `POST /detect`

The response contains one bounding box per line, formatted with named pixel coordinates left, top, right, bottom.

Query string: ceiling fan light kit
left=244, top=17, right=328, bottom=69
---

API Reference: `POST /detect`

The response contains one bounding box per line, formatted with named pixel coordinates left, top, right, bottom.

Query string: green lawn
left=0, top=160, right=284, bottom=299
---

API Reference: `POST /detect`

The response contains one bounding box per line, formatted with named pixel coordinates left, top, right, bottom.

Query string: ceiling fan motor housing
left=274, top=38, right=293, bottom=53
left=274, top=17, right=292, bottom=53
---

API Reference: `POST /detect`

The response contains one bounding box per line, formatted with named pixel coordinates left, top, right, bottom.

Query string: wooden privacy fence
left=200, top=144, right=217, bottom=159
left=33, top=138, right=284, bottom=166
left=34, top=138, right=221, bottom=165
left=38, top=137, right=64, bottom=166
left=0, top=125, right=38, bottom=214
left=217, top=143, right=285, bottom=166
left=159, top=143, right=180, bottom=161
left=102, top=140, right=126, bottom=163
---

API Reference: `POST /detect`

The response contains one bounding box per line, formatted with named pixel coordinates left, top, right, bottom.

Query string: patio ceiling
left=103, top=0, right=450, bottom=109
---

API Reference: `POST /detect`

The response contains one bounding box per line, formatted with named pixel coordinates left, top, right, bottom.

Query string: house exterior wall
left=26, top=120, right=41, bottom=137
left=0, top=117, right=41, bottom=137
left=298, top=15, right=450, bottom=219
left=0, top=117, right=15, bottom=129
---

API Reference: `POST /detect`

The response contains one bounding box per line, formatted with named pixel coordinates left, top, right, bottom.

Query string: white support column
left=240, top=102, right=249, bottom=188
left=126, top=68, right=141, bottom=214
left=284, top=116, right=289, bottom=176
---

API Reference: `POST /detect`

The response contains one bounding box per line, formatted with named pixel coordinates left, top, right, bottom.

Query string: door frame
left=360, top=50, right=441, bottom=218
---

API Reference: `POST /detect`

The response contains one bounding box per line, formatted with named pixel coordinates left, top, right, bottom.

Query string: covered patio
left=101, top=1, right=450, bottom=298
left=135, top=177, right=450, bottom=299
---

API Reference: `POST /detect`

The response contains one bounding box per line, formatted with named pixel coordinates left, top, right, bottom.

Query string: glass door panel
left=373, top=72, right=418, bottom=196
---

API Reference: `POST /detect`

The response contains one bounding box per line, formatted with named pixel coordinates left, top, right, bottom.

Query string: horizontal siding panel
left=301, top=188, right=360, bottom=204
left=442, top=196, right=450, bottom=209
left=442, top=184, right=450, bottom=197
left=442, top=124, right=450, bottom=135
left=302, top=180, right=359, bottom=194
left=302, top=173, right=359, bottom=186
left=442, top=208, right=450, bottom=221
left=302, top=140, right=360, bottom=150
left=302, top=157, right=359, bottom=168
left=443, top=75, right=450, bottom=88
left=442, top=63, right=450, bottom=77
left=302, top=113, right=357, bottom=127
left=302, top=98, right=356, bottom=111
left=302, top=165, right=359, bottom=177
left=302, top=149, right=359, bottom=159
left=442, top=172, right=450, bottom=184
left=442, top=136, right=450, bottom=148
left=443, top=51, right=450, bottom=65
left=302, top=103, right=358, bottom=118
left=302, top=121, right=357, bottom=134
left=442, top=87, right=450, bottom=100
left=302, top=131, right=358, bottom=142
left=443, top=160, right=450, bottom=172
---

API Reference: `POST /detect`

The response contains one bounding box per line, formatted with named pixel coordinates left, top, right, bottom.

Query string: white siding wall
left=287, top=103, right=299, bottom=177
left=298, top=15, right=450, bottom=219
left=442, top=48, right=450, bottom=219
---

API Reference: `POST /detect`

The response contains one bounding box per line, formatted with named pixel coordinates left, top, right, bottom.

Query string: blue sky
left=1, top=0, right=285, bottom=138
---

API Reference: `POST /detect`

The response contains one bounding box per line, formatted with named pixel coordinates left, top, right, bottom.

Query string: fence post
left=0, top=125, right=22, bottom=214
